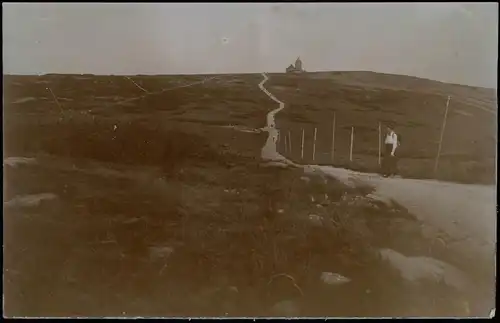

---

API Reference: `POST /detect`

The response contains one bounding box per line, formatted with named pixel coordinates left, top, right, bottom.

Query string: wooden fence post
left=331, top=112, right=336, bottom=163
left=301, top=128, right=305, bottom=160
left=350, top=126, right=354, bottom=162
left=283, top=132, right=288, bottom=154
left=312, top=127, right=317, bottom=162
left=434, top=95, right=451, bottom=176
left=288, top=130, right=292, bottom=155
left=378, top=122, right=382, bottom=166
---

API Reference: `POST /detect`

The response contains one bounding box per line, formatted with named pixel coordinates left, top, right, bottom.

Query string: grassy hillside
left=2, top=73, right=492, bottom=317
left=267, top=72, right=496, bottom=184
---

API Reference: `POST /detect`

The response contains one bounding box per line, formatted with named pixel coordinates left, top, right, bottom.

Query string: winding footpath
left=258, top=73, right=496, bottom=263
left=258, top=73, right=289, bottom=163
left=111, top=75, right=222, bottom=108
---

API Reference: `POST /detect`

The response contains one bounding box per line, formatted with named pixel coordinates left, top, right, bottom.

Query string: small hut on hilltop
left=286, top=57, right=305, bottom=73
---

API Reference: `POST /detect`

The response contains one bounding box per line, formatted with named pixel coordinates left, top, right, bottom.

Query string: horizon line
left=2, top=70, right=495, bottom=90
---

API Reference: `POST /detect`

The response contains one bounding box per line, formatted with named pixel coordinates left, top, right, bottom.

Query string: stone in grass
left=300, top=176, right=311, bottom=183
left=379, top=248, right=468, bottom=291
left=148, top=246, right=175, bottom=261
left=4, top=193, right=58, bottom=208
left=303, top=166, right=318, bottom=176
left=3, top=156, right=37, bottom=168
left=193, top=284, right=240, bottom=316
left=320, top=272, right=351, bottom=286
left=270, top=299, right=300, bottom=317
left=308, top=214, right=323, bottom=227
left=366, top=192, right=393, bottom=207
left=261, top=161, right=289, bottom=168
left=224, top=188, right=239, bottom=195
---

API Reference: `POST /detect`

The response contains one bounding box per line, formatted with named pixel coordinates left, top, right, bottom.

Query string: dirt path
left=316, top=167, right=496, bottom=260
left=258, top=73, right=288, bottom=162
left=111, top=75, right=222, bottom=108
left=258, top=73, right=496, bottom=262
left=125, top=76, right=149, bottom=93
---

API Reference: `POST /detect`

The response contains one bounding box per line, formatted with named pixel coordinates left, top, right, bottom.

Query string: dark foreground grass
left=3, top=149, right=476, bottom=317
left=2, top=74, right=490, bottom=317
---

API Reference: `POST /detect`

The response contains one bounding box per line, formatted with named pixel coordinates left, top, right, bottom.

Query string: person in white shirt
left=382, top=125, right=399, bottom=177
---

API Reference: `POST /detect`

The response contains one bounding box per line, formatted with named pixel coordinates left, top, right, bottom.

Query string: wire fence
left=277, top=116, right=380, bottom=171
left=276, top=97, right=460, bottom=178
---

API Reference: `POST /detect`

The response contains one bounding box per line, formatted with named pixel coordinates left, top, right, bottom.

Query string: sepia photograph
left=2, top=2, right=497, bottom=318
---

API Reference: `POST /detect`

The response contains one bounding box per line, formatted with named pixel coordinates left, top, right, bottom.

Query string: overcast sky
left=3, top=3, right=498, bottom=88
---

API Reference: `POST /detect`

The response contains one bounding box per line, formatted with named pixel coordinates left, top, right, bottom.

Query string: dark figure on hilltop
left=381, top=124, right=400, bottom=177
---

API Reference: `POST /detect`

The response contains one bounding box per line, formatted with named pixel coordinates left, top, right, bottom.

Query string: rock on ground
left=148, top=246, right=175, bottom=260
left=4, top=193, right=58, bottom=208
left=379, top=248, right=469, bottom=291
left=269, top=299, right=300, bottom=317
left=4, top=157, right=37, bottom=168
left=320, top=272, right=351, bottom=286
